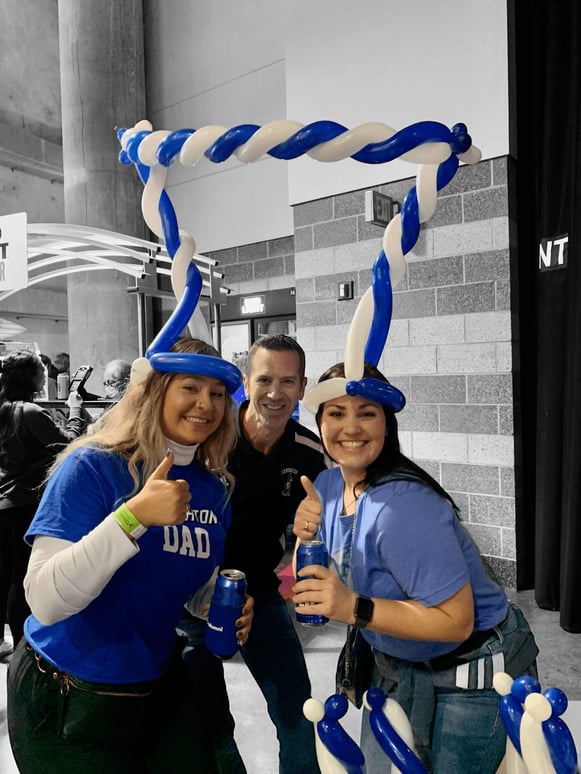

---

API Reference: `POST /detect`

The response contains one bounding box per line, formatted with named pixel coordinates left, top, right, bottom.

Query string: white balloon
left=141, top=164, right=168, bottom=239
left=383, top=216, right=406, bottom=287
left=170, top=235, right=196, bottom=301
left=416, top=164, right=439, bottom=223
left=520, top=694, right=555, bottom=774
left=137, top=130, right=171, bottom=166
left=130, top=356, right=153, bottom=385
left=303, top=698, right=325, bottom=724
left=458, top=145, right=482, bottom=165
left=236, top=120, right=304, bottom=163
left=119, top=119, right=152, bottom=151
left=303, top=378, right=348, bottom=413
left=493, top=671, right=514, bottom=697
left=344, top=288, right=374, bottom=381
left=179, top=125, right=228, bottom=167
left=309, top=122, right=396, bottom=162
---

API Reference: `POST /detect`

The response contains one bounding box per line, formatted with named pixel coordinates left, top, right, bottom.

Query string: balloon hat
left=117, top=119, right=481, bottom=400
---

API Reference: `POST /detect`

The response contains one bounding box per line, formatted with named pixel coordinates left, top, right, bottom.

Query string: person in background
left=180, top=334, right=327, bottom=774
left=38, top=354, right=58, bottom=400
left=52, top=352, right=70, bottom=376
left=292, top=361, right=539, bottom=774
left=102, top=358, right=131, bottom=402
left=7, top=337, right=253, bottom=773
left=0, top=350, right=88, bottom=656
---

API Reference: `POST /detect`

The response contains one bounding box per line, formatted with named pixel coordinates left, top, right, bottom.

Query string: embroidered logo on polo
left=281, top=467, right=299, bottom=497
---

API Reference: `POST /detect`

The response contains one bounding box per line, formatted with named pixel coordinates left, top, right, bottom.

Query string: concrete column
left=57, top=0, right=148, bottom=389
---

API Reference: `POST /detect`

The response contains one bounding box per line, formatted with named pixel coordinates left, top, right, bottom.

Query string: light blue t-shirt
left=316, top=467, right=507, bottom=662
left=25, top=446, right=230, bottom=683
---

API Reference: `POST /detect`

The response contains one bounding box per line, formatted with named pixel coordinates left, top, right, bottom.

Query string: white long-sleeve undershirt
left=24, top=515, right=141, bottom=626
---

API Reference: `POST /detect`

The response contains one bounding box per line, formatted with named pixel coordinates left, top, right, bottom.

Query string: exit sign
left=364, top=190, right=399, bottom=228
left=539, top=234, right=568, bottom=272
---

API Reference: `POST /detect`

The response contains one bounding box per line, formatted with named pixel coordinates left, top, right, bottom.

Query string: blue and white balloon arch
left=117, top=118, right=480, bottom=400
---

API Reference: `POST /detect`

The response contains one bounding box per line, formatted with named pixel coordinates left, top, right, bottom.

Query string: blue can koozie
left=296, top=539, right=329, bottom=626
left=204, top=569, right=247, bottom=659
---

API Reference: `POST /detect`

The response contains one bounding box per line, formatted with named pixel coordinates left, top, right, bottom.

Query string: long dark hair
left=314, top=362, right=458, bottom=512
left=0, top=350, right=43, bottom=451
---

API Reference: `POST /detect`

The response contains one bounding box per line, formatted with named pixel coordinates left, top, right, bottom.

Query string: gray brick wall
left=207, top=156, right=517, bottom=585
left=294, top=157, right=517, bottom=585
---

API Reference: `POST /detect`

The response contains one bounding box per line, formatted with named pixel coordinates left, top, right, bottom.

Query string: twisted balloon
left=117, top=118, right=481, bottom=400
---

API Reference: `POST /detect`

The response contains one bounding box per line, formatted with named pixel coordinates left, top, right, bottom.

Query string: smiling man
left=223, top=334, right=327, bottom=772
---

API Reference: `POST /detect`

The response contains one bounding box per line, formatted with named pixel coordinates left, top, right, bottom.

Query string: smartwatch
left=354, top=595, right=374, bottom=629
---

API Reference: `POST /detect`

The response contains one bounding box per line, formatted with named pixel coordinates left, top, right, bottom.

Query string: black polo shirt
left=222, top=401, right=327, bottom=596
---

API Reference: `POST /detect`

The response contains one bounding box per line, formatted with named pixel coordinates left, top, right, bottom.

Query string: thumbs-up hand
left=293, top=475, right=322, bottom=540
left=125, top=450, right=191, bottom=528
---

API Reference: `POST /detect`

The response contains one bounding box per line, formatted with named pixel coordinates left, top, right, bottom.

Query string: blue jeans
left=180, top=591, right=319, bottom=773
left=239, top=590, right=319, bottom=773
left=360, top=603, right=538, bottom=773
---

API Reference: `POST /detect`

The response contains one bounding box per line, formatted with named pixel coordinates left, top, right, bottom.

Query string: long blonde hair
left=52, top=338, right=237, bottom=493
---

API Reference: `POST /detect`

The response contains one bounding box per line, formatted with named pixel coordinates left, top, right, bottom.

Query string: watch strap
left=354, top=594, right=374, bottom=629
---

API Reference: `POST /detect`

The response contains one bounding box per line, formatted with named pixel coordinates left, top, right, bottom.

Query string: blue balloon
left=146, top=262, right=202, bottom=358
left=207, top=124, right=260, bottom=163
left=511, top=674, right=541, bottom=703
left=124, top=129, right=152, bottom=164
left=346, top=377, right=406, bottom=412
left=542, top=688, right=578, bottom=774
left=148, top=352, right=242, bottom=395
left=315, top=694, right=365, bottom=774
left=498, top=692, right=524, bottom=755
left=156, top=129, right=195, bottom=167
left=364, top=251, right=392, bottom=367
left=543, top=715, right=578, bottom=774
left=366, top=687, right=428, bottom=773
left=498, top=674, right=541, bottom=756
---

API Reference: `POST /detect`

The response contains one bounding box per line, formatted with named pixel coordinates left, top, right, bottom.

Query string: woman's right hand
left=126, top=450, right=191, bottom=527
left=293, top=475, right=322, bottom=541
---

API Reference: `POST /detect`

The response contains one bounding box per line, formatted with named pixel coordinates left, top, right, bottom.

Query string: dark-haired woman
left=293, top=362, right=538, bottom=774
left=0, top=350, right=87, bottom=651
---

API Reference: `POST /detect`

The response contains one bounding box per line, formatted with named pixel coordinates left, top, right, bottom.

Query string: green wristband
left=113, top=504, right=147, bottom=539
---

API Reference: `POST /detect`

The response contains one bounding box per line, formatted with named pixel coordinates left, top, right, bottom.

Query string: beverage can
left=57, top=373, right=70, bottom=399
left=296, top=539, right=329, bottom=626
left=204, top=569, right=247, bottom=659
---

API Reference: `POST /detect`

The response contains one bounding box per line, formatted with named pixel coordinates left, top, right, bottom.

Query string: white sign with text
left=0, top=211, right=28, bottom=291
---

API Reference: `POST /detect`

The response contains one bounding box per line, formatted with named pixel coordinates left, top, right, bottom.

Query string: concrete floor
left=1, top=588, right=580, bottom=772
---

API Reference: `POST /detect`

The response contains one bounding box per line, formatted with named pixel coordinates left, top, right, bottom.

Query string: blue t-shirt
left=25, top=447, right=231, bottom=683
left=316, top=467, right=508, bottom=662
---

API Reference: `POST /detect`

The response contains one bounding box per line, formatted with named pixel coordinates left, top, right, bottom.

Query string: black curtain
left=512, top=1, right=581, bottom=632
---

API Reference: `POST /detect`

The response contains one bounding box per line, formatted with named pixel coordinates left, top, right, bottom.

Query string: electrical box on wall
left=338, top=281, right=354, bottom=300
left=364, top=190, right=399, bottom=228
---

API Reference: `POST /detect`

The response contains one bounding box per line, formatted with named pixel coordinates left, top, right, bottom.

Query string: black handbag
left=335, top=624, right=375, bottom=708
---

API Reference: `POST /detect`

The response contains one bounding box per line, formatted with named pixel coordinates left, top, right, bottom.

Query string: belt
left=427, top=607, right=510, bottom=672
left=24, top=642, right=155, bottom=697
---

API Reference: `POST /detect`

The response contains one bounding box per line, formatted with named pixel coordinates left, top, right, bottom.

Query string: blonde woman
left=7, top=338, right=253, bottom=773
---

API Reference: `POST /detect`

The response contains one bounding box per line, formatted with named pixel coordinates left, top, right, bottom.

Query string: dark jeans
left=7, top=636, right=221, bottom=774
left=178, top=611, right=247, bottom=774
left=0, top=503, right=34, bottom=645
left=179, top=590, right=319, bottom=774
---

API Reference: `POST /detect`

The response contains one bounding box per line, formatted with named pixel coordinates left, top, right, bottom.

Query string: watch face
left=355, top=596, right=374, bottom=626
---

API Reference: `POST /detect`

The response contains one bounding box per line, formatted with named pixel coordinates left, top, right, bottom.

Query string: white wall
left=144, top=0, right=508, bottom=252
left=285, top=0, right=508, bottom=203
